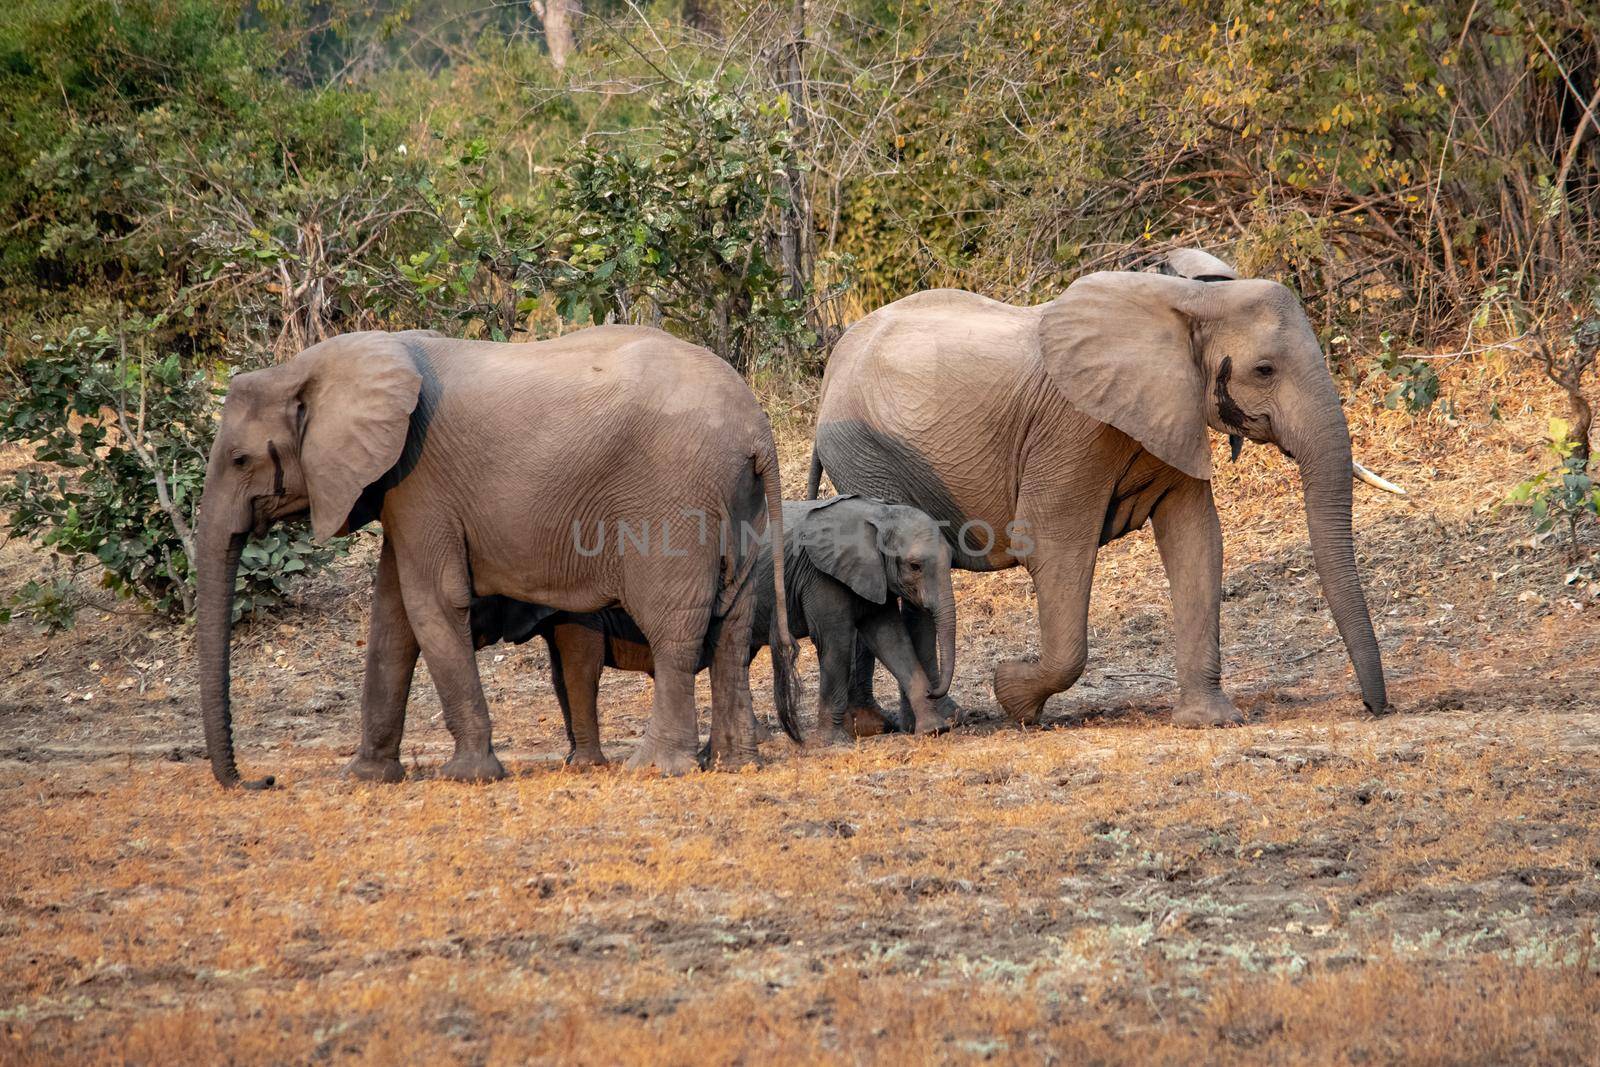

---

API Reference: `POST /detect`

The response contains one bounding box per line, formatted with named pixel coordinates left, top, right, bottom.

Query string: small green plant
left=0, top=321, right=339, bottom=622
left=231, top=527, right=341, bottom=621
left=0, top=578, right=81, bottom=633
left=1506, top=418, right=1599, bottom=561
left=1370, top=331, right=1442, bottom=413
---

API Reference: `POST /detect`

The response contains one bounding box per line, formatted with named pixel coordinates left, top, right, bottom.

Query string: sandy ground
left=1, top=358, right=1598, bottom=1064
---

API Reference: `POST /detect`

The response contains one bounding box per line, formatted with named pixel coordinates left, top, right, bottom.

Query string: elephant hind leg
left=547, top=624, right=608, bottom=767
left=626, top=644, right=702, bottom=776
left=805, top=627, right=856, bottom=748
left=706, top=578, right=760, bottom=770
left=623, top=592, right=713, bottom=777
left=845, top=635, right=894, bottom=736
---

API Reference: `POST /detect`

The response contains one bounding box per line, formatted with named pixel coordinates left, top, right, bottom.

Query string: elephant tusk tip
left=1352, top=461, right=1407, bottom=496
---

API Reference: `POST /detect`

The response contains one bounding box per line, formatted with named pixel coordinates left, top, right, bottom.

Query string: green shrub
left=1507, top=419, right=1598, bottom=563
left=0, top=321, right=338, bottom=621
left=547, top=82, right=817, bottom=373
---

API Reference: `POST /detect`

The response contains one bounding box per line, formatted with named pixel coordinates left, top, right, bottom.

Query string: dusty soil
left=1, top=357, right=1598, bottom=1064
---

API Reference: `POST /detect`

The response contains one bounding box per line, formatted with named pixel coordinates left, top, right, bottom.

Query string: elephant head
left=1151, top=247, right=1239, bottom=282
left=194, top=332, right=422, bottom=788
left=1039, top=272, right=1389, bottom=716
left=798, top=497, right=957, bottom=699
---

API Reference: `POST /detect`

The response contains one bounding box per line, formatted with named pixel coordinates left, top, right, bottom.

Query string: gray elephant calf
left=472, top=495, right=957, bottom=762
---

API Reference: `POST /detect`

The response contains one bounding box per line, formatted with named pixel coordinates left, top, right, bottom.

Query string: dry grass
left=2, top=351, right=1598, bottom=1063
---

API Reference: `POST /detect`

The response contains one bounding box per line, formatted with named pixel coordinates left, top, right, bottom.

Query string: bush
left=547, top=82, right=817, bottom=373
left=1507, top=419, right=1598, bottom=563
left=0, top=321, right=336, bottom=622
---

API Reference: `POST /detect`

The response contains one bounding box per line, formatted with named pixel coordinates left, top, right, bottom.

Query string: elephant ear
left=1039, top=271, right=1213, bottom=481
left=798, top=497, right=888, bottom=604
left=295, top=332, right=423, bottom=541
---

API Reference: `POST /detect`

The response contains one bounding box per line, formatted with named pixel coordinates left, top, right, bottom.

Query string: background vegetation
left=0, top=0, right=1596, bottom=623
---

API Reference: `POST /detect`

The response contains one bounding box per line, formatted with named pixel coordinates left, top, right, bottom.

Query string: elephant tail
left=805, top=446, right=824, bottom=500
left=755, top=440, right=805, bottom=743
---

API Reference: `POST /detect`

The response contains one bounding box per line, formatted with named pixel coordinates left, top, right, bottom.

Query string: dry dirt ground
left=1, top=359, right=1598, bottom=1064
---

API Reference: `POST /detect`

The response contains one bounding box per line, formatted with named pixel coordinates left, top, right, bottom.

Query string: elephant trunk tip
left=209, top=758, right=275, bottom=791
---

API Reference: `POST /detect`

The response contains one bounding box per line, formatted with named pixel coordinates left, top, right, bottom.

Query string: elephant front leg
left=345, top=536, right=417, bottom=784
left=1151, top=478, right=1242, bottom=727
left=900, top=602, right=961, bottom=731
left=547, top=624, right=607, bottom=767
left=993, top=544, right=1096, bottom=727
left=858, top=609, right=947, bottom=735
left=396, top=545, right=507, bottom=782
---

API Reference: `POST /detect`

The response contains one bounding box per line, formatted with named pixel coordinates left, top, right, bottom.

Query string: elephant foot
left=911, top=702, right=955, bottom=736
left=626, top=737, right=699, bottom=777
left=1172, top=693, right=1245, bottom=728
left=703, top=741, right=759, bottom=771
left=806, top=722, right=854, bottom=748
left=564, top=745, right=608, bottom=769
left=343, top=754, right=405, bottom=783
left=846, top=705, right=893, bottom=738
left=900, top=692, right=960, bottom=735
left=993, top=660, right=1049, bottom=727
left=440, top=747, right=508, bottom=782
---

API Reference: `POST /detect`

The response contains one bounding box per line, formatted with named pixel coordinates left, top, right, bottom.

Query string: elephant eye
left=1254, top=363, right=1276, bottom=378
left=232, top=453, right=249, bottom=468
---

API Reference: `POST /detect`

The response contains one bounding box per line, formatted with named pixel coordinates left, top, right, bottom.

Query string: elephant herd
left=195, top=249, right=1394, bottom=789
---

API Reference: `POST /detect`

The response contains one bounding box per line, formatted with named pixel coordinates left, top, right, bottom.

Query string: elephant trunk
left=1292, top=418, right=1390, bottom=716
left=195, top=513, right=275, bottom=789
left=929, top=565, right=956, bottom=699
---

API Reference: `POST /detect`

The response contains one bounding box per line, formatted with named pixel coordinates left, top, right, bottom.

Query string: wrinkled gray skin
left=809, top=252, right=1390, bottom=728
left=195, top=326, right=802, bottom=788
left=471, top=495, right=957, bottom=763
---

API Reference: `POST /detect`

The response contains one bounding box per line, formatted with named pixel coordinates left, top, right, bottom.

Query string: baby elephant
left=471, top=495, right=957, bottom=763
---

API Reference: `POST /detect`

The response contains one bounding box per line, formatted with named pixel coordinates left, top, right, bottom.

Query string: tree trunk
left=774, top=0, right=830, bottom=359
left=531, top=0, right=579, bottom=72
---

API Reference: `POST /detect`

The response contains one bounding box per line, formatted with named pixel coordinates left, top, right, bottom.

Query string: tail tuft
left=771, top=624, right=804, bottom=743
left=805, top=448, right=824, bottom=500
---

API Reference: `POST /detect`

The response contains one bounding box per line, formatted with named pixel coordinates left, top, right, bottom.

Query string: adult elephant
left=809, top=258, right=1393, bottom=727
left=195, top=326, right=801, bottom=788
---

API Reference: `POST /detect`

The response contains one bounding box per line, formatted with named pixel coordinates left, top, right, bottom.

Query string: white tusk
left=1352, top=461, right=1407, bottom=496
